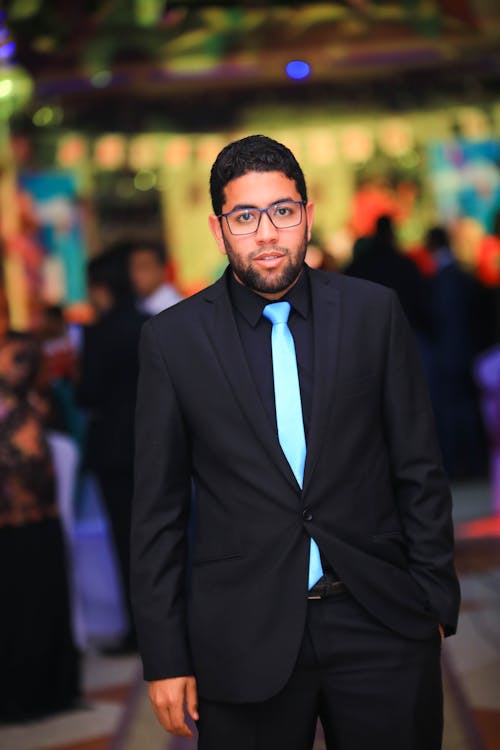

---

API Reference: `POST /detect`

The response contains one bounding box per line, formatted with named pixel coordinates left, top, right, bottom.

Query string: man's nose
left=256, top=211, right=279, bottom=242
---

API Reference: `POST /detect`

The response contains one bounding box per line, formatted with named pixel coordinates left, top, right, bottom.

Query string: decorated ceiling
left=2, top=1, right=500, bottom=129
left=4, top=1, right=500, bottom=85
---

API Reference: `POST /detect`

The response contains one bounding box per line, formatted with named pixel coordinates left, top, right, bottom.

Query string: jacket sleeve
left=383, top=292, right=460, bottom=635
left=130, top=318, right=193, bottom=679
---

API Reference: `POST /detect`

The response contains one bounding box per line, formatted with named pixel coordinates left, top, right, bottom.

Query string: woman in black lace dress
left=0, top=331, right=80, bottom=722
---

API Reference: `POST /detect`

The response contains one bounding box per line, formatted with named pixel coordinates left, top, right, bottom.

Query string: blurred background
left=1, top=2, right=500, bottom=750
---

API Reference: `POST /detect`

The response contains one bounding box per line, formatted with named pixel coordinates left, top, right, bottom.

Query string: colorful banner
left=427, top=139, right=500, bottom=233
left=19, top=172, right=87, bottom=306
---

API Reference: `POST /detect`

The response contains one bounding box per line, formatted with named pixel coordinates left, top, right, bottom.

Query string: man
left=424, top=226, right=487, bottom=479
left=128, top=242, right=182, bottom=316
left=131, top=135, right=460, bottom=750
left=345, top=214, right=432, bottom=339
left=80, top=247, right=148, bottom=652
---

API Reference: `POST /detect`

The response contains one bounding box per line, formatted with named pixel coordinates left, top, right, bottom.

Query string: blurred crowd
left=344, top=216, right=493, bottom=481
left=0, top=240, right=181, bottom=723
left=1, top=218, right=500, bottom=722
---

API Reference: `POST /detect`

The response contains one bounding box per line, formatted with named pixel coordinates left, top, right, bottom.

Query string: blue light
left=286, top=60, right=311, bottom=80
left=0, top=40, right=16, bottom=60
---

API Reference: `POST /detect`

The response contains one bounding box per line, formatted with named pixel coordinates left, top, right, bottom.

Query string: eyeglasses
left=219, top=200, right=306, bottom=236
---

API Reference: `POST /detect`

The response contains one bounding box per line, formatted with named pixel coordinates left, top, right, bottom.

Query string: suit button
left=302, top=508, right=313, bottom=521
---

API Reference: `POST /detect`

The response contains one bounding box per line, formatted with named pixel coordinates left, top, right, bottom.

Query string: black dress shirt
left=229, top=266, right=335, bottom=578
left=229, top=265, right=314, bottom=440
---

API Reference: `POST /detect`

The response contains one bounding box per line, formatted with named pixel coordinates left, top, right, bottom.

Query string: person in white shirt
left=128, top=242, right=182, bottom=316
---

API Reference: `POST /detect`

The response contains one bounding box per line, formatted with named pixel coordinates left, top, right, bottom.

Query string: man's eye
left=274, top=204, right=294, bottom=217
left=236, top=211, right=255, bottom=223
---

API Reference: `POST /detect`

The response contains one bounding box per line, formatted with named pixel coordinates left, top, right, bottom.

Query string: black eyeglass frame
left=218, top=199, right=307, bottom=236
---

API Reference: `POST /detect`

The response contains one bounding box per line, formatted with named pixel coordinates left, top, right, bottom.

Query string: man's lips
left=253, top=252, right=286, bottom=269
left=253, top=251, right=286, bottom=261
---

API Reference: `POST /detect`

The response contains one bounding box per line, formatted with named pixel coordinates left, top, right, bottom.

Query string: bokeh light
left=285, top=60, right=311, bottom=80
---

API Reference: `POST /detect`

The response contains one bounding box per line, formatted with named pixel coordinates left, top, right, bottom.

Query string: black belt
left=307, top=574, right=347, bottom=600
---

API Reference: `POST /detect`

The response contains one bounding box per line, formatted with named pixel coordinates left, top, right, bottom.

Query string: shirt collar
left=229, top=264, right=310, bottom=327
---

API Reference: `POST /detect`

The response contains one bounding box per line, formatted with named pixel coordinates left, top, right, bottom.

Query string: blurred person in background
left=345, top=214, right=432, bottom=339
left=425, top=226, right=488, bottom=479
left=0, top=331, right=80, bottom=722
left=78, top=245, right=148, bottom=653
left=128, top=241, right=182, bottom=316
left=473, top=208, right=500, bottom=345
left=39, top=305, right=78, bottom=385
left=38, top=304, right=82, bottom=443
left=345, top=214, right=433, bottom=380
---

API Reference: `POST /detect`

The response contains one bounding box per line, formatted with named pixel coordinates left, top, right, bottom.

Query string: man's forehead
left=222, top=170, right=299, bottom=206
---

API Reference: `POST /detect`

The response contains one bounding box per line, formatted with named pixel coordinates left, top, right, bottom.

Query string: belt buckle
left=307, top=579, right=345, bottom=600
left=307, top=581, right=327, bottom=600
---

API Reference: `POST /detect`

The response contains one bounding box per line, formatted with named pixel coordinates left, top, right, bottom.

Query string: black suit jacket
left=78, top=301, right=148, bottom=472
left=131, top=267, right=460, bottom=703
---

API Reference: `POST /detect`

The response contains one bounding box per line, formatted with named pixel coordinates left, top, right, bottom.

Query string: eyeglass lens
left=226, top=201, right=303, bottom=235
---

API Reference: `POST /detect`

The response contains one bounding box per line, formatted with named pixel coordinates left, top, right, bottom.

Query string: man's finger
left=148, top=678, right=196, bottom=737
left=166, top=703, right=193, bottom=738
left=151, top=702, right=192, bottom=738
left=186, top=677, right=199, bottom=721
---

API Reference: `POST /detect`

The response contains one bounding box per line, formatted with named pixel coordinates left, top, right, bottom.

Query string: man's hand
left=148, top=676, right=199, bottom=737
left=439, top=624, right=445, bottom=641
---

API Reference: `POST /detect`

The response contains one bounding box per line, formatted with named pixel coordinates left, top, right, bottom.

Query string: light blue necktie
left=263, top=301, right=324, bottom=589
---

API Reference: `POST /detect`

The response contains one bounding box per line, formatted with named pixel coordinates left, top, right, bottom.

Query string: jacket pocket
left=192, top=552, right=242, bottom=566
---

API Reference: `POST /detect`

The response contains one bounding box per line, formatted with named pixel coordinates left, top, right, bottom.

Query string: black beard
left=224, top=235, right=308, bottom=295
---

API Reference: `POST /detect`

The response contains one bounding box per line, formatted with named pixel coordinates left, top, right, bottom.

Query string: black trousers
left=197, top=591, right=443, bottom=750
left=96, top=468, right=135, bottom=639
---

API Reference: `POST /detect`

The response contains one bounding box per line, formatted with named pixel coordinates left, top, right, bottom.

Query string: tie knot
left=262, top=301, right=291, bottom=326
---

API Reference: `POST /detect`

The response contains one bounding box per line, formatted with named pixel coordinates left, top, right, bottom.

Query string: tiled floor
left=444, top=481, right=500, bottom=750
left=0, top=652, right=141, bottom=750
left=1, top=480, right=499, bottom=750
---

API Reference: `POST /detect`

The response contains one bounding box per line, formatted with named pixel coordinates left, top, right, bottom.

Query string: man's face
left=209, top=171, right=314, bottom=300
left=129, top=249, right=165, bottom=298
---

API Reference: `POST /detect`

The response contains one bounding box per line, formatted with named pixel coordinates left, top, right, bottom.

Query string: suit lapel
left=302, top=270, right=341, bottom=495
left=204, top=272, right=298, bottom=490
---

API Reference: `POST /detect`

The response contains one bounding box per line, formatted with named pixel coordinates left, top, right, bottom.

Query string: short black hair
left=87, top=244, right=133, bottom=303
left=128, top=241, right=166, bottom=266
left=209, top=134, right=307, bottom=216
left=426, top=226, right=450, bottom=251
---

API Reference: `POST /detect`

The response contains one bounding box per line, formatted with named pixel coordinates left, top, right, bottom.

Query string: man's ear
left=305, top=202, right=314, bottom=243
left=208, top=215, right=227, bottom=256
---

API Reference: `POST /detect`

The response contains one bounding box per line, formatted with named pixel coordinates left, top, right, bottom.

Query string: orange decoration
left=162, top=138, right=191, bottom=167
left=476, top=235, right=500, bottom=287
left=129, top=136, right=158, bottom=170
left=340, top=127, right=373, bottom=163
left=58, top=136, right=87, bottom=167
left=379, top=119, right=414, bottom=157
left=94, top=135, right=126, bottom=170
